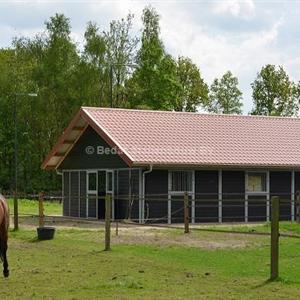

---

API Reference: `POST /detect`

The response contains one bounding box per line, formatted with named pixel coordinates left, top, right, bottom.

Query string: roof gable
left=59, top=126, right=128, bottom=170
left=42, top=108, right=133, bottom=170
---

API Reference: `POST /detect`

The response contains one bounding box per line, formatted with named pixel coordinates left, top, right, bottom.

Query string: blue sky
left=1, top=0, right=300, bottom=113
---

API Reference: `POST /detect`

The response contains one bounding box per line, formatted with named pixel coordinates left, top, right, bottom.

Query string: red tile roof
left=42, top=107, right=300, bottom=170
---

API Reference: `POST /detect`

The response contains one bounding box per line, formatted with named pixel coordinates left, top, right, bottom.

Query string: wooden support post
left=105, top=194, right=111, bottom=251
left=13, top=190, right=19, bottom=230
left=39, top=192, right=45, bottom=228
left=184, top=192, right=189, bottom=234
left=297, top=191, right=300, bottom=223
left=116, top=219, right=119, bottom=236
left=270, top=196, right=280, bottom=281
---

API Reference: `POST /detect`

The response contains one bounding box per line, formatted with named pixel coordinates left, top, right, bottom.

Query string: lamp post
left=13, top=92, right=38, bottom=231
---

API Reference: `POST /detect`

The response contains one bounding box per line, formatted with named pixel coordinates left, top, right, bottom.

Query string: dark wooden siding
left=195, top=171, right=218, bottom=223
left=97, top=171, right=106, bottom=219
left=171, top=194, right=192, bottom=223
left=294, top=172, right=300, bottom=219
left=130, top=169, right=140, bottom=221
left=270, top=171, right=291, bottom=220
left=114, top=169, right=140, bottom=220
left=145, top=170, right=168, bottom=222
left=63, top=172, right=70, bottom=216
left=222, top=171, right=245, bottom=222
left=59, top=126, right=128, bottom=170
left=295, top=172, right=300, bottom=194
left=70, top=172, right=79, bottom=217
left=116, top=170, right=130, bottom=219
left=79, top=171, right=86, bottom=218
left=114, top=170, right=118, bottom=219
left=248, top=195, right=267, bottom=222
left=62, top=166, right=294, bottom=223
left=88, top=194, right=97, bottom=218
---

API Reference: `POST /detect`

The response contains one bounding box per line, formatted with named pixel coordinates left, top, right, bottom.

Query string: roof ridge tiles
left=81, top=106, right=300, bottom=121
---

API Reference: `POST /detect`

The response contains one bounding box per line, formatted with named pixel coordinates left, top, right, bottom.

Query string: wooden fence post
left=184, top=192, right=189, bottom=234
left=39, top=192, right=45, bottom=228
left=116, top=219, right=119, bottom=236
left=105, top=194, right=111, bottom=251
left=296, top=191, right=300, bottom=223
left=115, top=195, right=119, bottom=236
left=270, top=196, right=280, bottom=281
left=13, top=190, right=19, bottom=231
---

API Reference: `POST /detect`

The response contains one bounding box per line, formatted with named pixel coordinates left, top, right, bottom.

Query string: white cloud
left=212, top=0, right=256, bottom=20
left=1, top=1, right=300, bottom=114
left=0, top=24, right=42, bottom=46
left=160, top=8, right=281, bottom=78
left=159, top=7, right=284, bottom=112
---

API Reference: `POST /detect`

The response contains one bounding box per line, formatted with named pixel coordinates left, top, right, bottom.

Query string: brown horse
left=0, top=194, right=9, bottom=277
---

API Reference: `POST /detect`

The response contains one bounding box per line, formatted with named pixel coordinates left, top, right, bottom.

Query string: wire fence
left=3, top=193, right=62, bottom=203
left=4, top=192, right=298, bottom=281
left=4, top=192, right=300, bottom=225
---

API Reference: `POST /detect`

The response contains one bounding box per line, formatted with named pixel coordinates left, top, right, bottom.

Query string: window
left=171, top=171, right=193, bottom=192
left=106, top=171, right=113, bottom=193
left=87, top=172, right=97, bottom=192
left=247, top=172, right=267, bottom=193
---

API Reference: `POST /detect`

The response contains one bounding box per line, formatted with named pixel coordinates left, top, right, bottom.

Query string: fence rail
left=4, top=192, right=292, bottom=281
left=5, top=192, right=300, bottom=226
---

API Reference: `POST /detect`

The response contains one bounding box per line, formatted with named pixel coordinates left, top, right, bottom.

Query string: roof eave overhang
left=132, top=162, right=300, bottom=170
left=42, top=109, right=86, bottom=170
left=42, top=108, right=134, bottom=170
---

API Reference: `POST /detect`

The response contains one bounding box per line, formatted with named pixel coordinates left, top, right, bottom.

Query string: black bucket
left=37, top=227, right=56, bottom=240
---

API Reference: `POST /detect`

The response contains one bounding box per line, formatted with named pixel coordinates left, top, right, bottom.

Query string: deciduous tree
left=79, top=22, right=108, bottom=107
left=251, top=64, right=298, bottom=116
left=173, top=56, right=208, bottom=112
left=207, top=71, right=243, bottom=114
left=127, top=6, right=180, bottom=110
left=104, top=14, right=138, bottom=107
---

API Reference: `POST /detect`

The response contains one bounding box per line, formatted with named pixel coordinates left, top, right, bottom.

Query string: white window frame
left=245, top=171, right=269, bottom=195
left=169, top=170, right=194, bottom=194
left=86, top=170, right=98, bottom=219
left=106, top=170, right=114, bottom=194
left=106, top=169, right=115, bottom=220
left=245, top=170, right=270, bottom=222
left=87, top=170, right=98, bottom=194
left=168, top=170, right=195, bottom=224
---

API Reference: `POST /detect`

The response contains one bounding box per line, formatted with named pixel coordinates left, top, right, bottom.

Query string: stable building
left=42, top=107, right=300, bottom=223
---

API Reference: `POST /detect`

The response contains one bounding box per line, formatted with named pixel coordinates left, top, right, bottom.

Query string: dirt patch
left=111, top=227, right=264, bottom=250
left=15, top=216, right=266, bottom=250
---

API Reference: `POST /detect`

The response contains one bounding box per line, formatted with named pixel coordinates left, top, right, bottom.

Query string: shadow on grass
left=253, top=278, right=286, bottom=289
left=29, top=237, right=40, bottom=243
left=253, top=279, right=272, bottom=289
left=254, top=277, right=300, bottom=288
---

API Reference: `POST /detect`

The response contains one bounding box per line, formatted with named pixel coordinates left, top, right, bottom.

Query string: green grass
left=7, top=198, right=62, bottom=216
left=2, top=226, right=300, bottom=299
left=202, top=222, right=300, bottom=236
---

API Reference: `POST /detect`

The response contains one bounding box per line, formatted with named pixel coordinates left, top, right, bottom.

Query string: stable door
left=87, top=171, right=97, bottom=218
left=97, top=170, right=114, bottom=219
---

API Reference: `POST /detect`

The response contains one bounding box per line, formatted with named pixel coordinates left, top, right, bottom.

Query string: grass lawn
left=1, top=224, right=300, bottom=299
left=7, top=198, right=62, bottom=216
left=198, top=222, right=300, bottom=238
